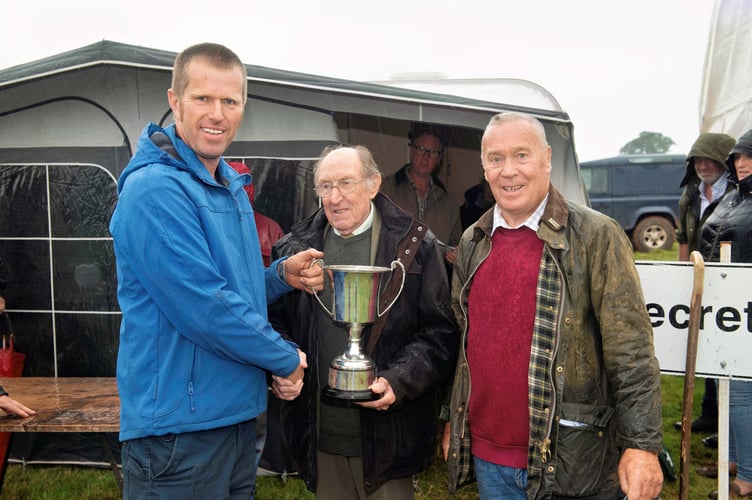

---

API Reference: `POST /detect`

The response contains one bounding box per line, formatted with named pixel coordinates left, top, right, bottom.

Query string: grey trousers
left=315, top=451, right=414, bottom=500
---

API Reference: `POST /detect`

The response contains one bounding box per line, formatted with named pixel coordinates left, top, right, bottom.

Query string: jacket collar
left=738, top=174, right=752, bottom=196
left=471, top=184, right=569, bottom=250
left=393, top=164, right=449, bottom=194
left=537, top=186, right=570, bottom=251
left=290, top=193, right=414, bottom=262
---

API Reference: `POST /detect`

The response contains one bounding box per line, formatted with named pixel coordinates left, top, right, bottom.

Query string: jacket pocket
left=553, top=402, right=616, bottom=496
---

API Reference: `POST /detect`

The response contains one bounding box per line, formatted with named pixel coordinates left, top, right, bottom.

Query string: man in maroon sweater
left=444, top=112, right=663, bottom=499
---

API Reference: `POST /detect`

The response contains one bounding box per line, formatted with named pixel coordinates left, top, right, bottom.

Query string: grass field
left=0, top=244, right=728, bottom=499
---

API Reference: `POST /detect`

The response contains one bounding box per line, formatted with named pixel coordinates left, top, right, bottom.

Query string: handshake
left=271, top=349, right=307, bottom=401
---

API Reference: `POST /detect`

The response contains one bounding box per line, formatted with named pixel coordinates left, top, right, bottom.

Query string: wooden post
left=679, top=251, right=705, bottom=500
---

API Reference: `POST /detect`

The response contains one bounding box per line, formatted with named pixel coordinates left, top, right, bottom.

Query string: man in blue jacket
left=109, top=42, right=323, bottom=499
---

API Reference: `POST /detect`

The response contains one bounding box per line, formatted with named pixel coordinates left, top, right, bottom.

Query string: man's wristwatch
left=0, top=388, right=9, bottom=398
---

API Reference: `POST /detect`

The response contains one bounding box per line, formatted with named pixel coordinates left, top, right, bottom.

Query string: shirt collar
left=406, top=165, right=434, bottom=188
left=699, top=172, right=730, bottom=200
left=492, top=194, right=549, bottom=232
left=331, top=201, right=375, bottom=237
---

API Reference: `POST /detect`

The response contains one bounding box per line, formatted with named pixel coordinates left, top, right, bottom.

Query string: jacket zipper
left=188, top=346, right=198, bottom=412
left=457, top=237, right=493, bottom=439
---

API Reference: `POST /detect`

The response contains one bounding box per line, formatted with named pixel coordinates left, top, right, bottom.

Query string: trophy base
left=321, top=386, right=380, bottom=405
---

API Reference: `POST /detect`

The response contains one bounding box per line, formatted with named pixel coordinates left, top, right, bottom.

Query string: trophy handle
left=310, top=259, right=334, bottom=317
left=377, top=259, right=406, bottom=318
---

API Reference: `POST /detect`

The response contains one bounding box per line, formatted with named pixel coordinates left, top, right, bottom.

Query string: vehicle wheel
left=632, top=216, right=675, bottom=252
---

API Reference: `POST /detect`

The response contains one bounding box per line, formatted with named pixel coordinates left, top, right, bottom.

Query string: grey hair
left=313, top=144, right=382, bottom=187
left=482, top=112, right=549, bottom=147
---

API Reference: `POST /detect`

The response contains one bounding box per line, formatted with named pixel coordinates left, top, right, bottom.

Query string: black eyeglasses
left=313, top=178, right=366, bottom=197
left=411, top=144, right=442, bottom=159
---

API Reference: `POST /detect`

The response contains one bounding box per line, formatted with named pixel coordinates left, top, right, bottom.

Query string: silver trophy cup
left=313, top=260, right=405, bottom=401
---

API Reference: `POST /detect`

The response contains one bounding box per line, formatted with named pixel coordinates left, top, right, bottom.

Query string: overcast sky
left=3, top=0, right=715, bottom=161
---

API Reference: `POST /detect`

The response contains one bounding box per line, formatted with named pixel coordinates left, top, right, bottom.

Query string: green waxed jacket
left=677, top=132, right=737, bottom=253
left=446, top=185, right=663, bottom=499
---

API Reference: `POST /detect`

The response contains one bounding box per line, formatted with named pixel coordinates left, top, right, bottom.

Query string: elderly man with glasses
left=381, top=129, right=462, bottom=267
left=271, top=144, right=458, bottom=499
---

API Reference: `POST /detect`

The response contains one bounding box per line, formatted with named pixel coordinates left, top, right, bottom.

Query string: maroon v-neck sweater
left=467, top=226, right=543, bottom=468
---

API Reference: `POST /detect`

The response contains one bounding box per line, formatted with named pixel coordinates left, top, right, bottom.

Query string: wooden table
left=0, top=377, right=121, bottom=490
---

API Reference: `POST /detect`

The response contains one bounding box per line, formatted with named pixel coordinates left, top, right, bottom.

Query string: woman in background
left=699, top=129, right=752, bottom=499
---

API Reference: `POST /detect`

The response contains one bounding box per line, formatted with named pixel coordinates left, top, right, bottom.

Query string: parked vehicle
left=579, top=154, right=685, bottom=252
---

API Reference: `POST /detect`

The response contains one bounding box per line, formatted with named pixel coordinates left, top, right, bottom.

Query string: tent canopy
left=0, top=40, right=584, bottom=199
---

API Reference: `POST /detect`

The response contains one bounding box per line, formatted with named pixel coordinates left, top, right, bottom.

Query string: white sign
left=636, top=260, right=752, bottom=380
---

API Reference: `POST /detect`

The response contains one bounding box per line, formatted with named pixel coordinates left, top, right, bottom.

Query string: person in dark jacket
left=673, top=132, right=736, bottom=437
left=460, top=177, right=495, bottom=230
left=677, top=132, right=737, bottom=261
left=699, top=129, right=752, bottom=499
left=444, top=112, right=663, bottom=499
left=272, top=144, right=458, bottom=499
left=699, top=129, right=752, bottom=262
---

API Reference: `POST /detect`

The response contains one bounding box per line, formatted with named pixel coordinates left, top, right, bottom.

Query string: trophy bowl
left=313, top=261, right=405, bottom=402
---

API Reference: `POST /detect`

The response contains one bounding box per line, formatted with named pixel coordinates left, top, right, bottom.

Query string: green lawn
left=2, top=244, right=726, bottom=499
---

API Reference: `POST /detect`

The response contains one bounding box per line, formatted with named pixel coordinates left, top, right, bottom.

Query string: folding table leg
left=99, top=433, right=122, bottom=492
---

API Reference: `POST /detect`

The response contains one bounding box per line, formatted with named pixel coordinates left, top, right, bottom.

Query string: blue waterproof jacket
left=110, top=123, right=300, bottom=441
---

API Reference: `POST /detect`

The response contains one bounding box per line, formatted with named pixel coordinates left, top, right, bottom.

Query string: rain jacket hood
left=118, top=123, right=234, bottom=193
left=727, top=129, right=752, bottom=186
left=680, top=132, right=736, bottom=187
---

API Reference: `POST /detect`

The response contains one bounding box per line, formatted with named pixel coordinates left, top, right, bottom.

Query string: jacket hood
left=727, top=129, right=752, bottom=184
left=680, top=132, right=736, bottom=187
left=118, top=123, right=223, bottom=194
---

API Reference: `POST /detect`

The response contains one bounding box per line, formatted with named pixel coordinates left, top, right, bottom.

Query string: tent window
left=0, top=163, right=120, bottom=377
